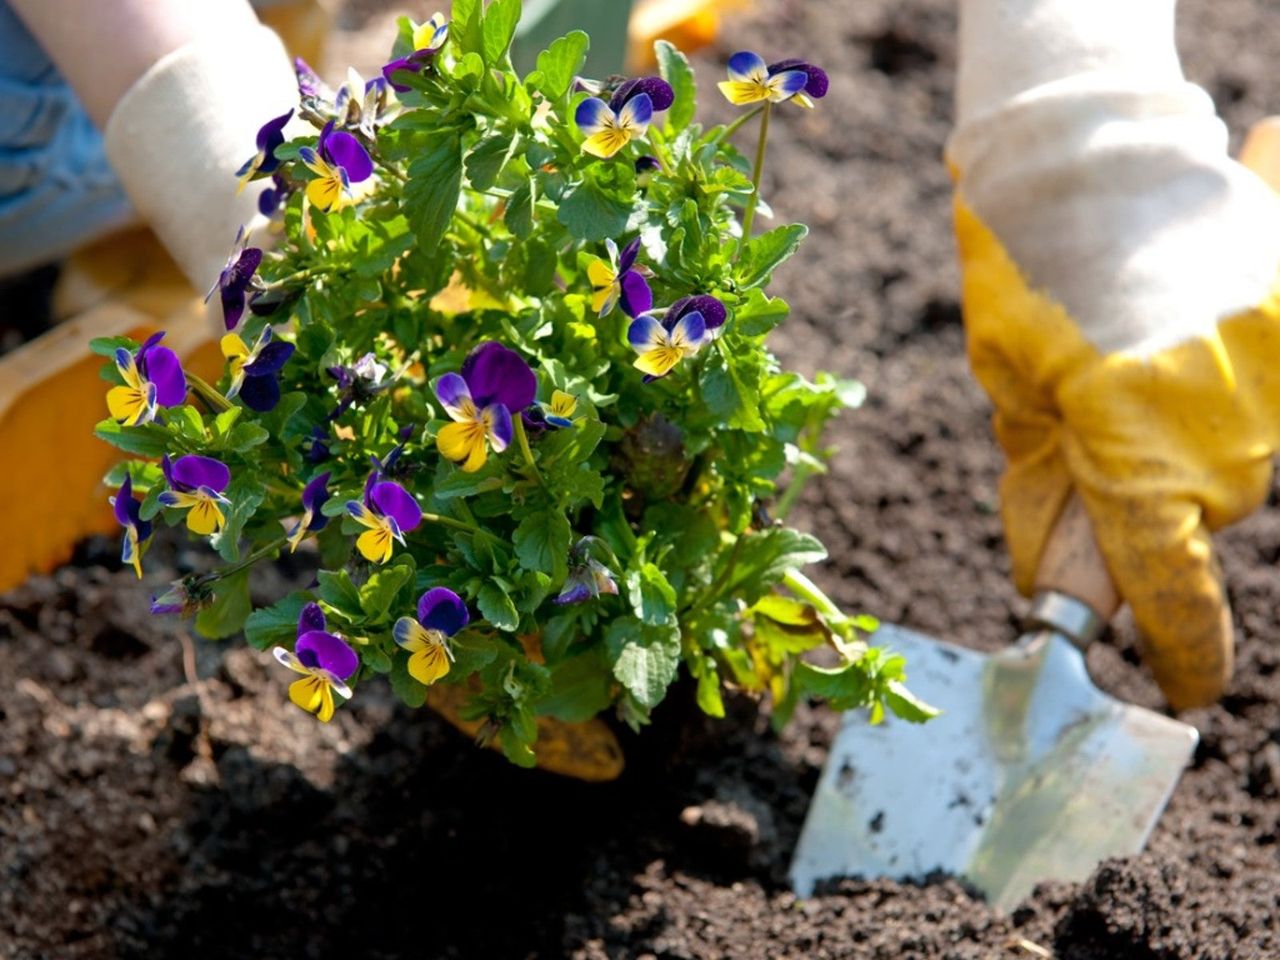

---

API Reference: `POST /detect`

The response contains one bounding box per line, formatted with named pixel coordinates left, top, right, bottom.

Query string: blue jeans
left=0, top=1, right=134, bottom=279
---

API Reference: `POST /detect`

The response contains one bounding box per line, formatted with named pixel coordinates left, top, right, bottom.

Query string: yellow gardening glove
left=952, top=0, right=1280, bottom=710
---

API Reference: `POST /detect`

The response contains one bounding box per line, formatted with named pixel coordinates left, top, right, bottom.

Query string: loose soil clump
left=3, top=0, right=1280, bottom=956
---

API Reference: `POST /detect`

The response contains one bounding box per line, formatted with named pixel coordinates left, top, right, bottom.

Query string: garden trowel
left=790, top=496, right=1199, bottom=910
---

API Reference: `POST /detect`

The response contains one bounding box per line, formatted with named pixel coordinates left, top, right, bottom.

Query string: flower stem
left=512, top=415, right=544, bottom=486
left=421, top=512, right=487, bottom=536
left=219, top=536, right=288, bottom=579
left=714, top=104, right=766, bottom=144
left=781, top=568, right=867, bottom=659
left=186, top=373, right=233, bottom=413
left=736, top=101, right=772, bottom=259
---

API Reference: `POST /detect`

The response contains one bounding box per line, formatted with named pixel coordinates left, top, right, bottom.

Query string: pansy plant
left=95, top=18, right=932, bottom=763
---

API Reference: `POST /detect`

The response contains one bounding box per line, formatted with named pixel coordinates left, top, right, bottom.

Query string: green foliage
left=92, top=12, right=932, bottom=765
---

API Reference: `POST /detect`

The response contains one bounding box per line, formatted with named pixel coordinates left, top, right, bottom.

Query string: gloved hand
left=951, top=0, right=1280, bottom=710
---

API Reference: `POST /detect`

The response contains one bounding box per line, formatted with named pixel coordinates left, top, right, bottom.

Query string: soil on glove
left=4, top=1, right=1280, bottom=957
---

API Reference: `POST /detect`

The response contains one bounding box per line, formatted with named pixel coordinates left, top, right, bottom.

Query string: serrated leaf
left=513, top=510, right=571, bottom=579
left=655, top=40, right=696, bottom=133
left=609, top=619, right=681, bottom=708
left=736, top=223, right=808, bottom=289
left=226, top=421, right=270, bottom=453
left=213, top=477, right=266, bottom=562
left=195, top=571, right=251, bottom=639
left=406, top=133, right=463, bottom=251
left=89, top=335, right=137, bottom=358
left=536, top=650, right=613, bottom=722
left=504, top=179, right=535, bottom=238
left=95, top=420, right=171, bottom=457
left=477, top=582, right=519, bottom=631
left=530, top=30, right=588, bottom=100
left=884, top=680, right=941, bottom=723
left=243, top=592, right=310, bottom=651
left=359, top=559, right=415, bottom=619
left=558, top=179, right=630, bottom=241
left=465, top=135, right=511, bottom=191
left=733, top=289, right=790, bottom=337
left=481, top=0, right=520, bottom=65
left=626, top=562, right=677, bottom=627
left=723, top=528, right=828, bottom=604
left=317, top=569, right=364, bottom=618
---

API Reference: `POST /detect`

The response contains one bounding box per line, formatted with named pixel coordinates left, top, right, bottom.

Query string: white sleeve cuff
left=103, top=24, right=298, bottom=297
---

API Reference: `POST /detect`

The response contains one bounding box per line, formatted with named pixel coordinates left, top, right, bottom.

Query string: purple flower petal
left=323, top=129, right=374, bottom=184
left=434, top=372, right=473, bottom=418
left=634, top=155, right=661, bottom=183
left=298, top=601, right=327, bottom=635
left=728, top=51, right=767, bottom=82
left=295, top=57, right=326, bottom=99
left=244, top=339, right=294, bottom=377
left=460, top=342, right=536, bottom=412
left=670, top=310, right=707, bottom=346
left=485, top=403, right=513, bottom=453
left=302, top=472, right=331, bottom=515
left=255, top=109, right=294, bottom=174
left=369, top=480, right=421, bottom=533
left=610, top=76, right=675, bottom=113
left=296, top=629, right=359, bottom=681
left=670, top=294, right=727, bottom=330
left=137, top=345, right=187, bottom=407
left=618, top=236, right=642, bottom=273
left=628, top=315, right=665, bottom=351
left=768, top=59, right=828, bottom=98
left=238, top=373, right=281, bottom=412
left=113, top=473, right=136, bottom=527
left=381, top=56, right=421, bottom=93
left=417, top=587, right=469, bottom=636
left=555, top=577, right=593, bottom=605
left=574, top=97, right=614, bottom=136
left=363, top=469, right=380, bottom=506
left=617, top=92, right=652, bottom=130
left=770, top=69, right=809, bottom=100
left=170, top=455, right=230, bottom=494
left=139, top=332, right=166, bottom=354
left=618, top=271, right=652, bottom=319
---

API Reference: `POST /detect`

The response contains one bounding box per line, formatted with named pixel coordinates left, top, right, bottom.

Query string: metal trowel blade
left=789, top=623, right=1199, bottom=911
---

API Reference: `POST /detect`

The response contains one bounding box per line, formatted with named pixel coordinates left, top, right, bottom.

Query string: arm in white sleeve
left=9, top=0, right=299, bottom=297
left=949, top=0, right=1280, bottom=356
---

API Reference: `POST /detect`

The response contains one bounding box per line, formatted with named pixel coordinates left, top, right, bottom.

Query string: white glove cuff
left=956, top=0, right=1182, bottom=127
left=104, top=24, right=298, bottom=297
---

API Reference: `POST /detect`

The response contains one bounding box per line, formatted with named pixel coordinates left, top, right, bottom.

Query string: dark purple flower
left=635, top=155, right=661, bottom=186
left=287, top=472, right=331, bottom=552
left=766, top=58, right=829, bottom=100
left=393, top=587, right=467, bottom=685
left=459, top=342, right=538, bottom=412
left=298, top=600, right=328, bottom=635
left=318, top=120, right=374, bottom=184
left=158, top=455, right=232, bottom=536
left=222, top=326, right=295, bottom=413
left=609, top=76, right=675, bottom=114
left=294, top=629, right=359, bottom=680
left=668, top=294, right=727, bottom=333
left=206, top=227, right=263, bottom=331
left=590, top=236, right=651, bottom=318
left=258, top=172, right=291, bottom=217
left=235, top=108, right=293, bottom=188
left=110, top=473, right=152, bottom=579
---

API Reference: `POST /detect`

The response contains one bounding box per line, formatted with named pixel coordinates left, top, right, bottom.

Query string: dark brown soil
left=4, top=1, right=1280, bottom=957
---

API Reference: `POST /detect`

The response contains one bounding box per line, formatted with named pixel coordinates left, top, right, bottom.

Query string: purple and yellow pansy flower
left=287, top=472, right=331, bottom=552
left=346, top=473, right=422, bottom=564
left=221, top=326, right=295, bottom=412
left=235, top=108, right=293, bottom=192
left=298, top=120, right=374, bottom=213
left=588, top=236, right=651, bottom=318
left=273, top=603, right=360, bottom=723
left=574, top=77, right=673, bottom=159
left=435, top=341, right=537, bottom=473
left=106, top=332, right=187, bottom=426
left=206, top=226, right=263, bottom=331
left=157, top=455, right=232, bottom=537
left=393, top=587, right=468, bottom=686
left=627, top=303, right=710, bottom=380
left=539, top=390, right=578, bottom=429
left=382, top=12, right=449, bottom=92
left=110, top=473, right=152, bottom=579
left=764, top=58, right=829, bottom=108
left=718, top=51, right=810, bottom=106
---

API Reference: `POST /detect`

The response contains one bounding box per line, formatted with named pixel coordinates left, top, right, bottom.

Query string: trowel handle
left=1027, top=493, right=1121, bottom=650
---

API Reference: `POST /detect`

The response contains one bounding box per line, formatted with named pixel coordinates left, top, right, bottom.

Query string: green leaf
left=450, top=633, right=500, bottom=677
left=655, top=40, right=696, bottom=133
left=699, top=349, right=765, bottom=432
left=558, top=179, right=631, bottom=241
left=94, top=420, right=170, bottom=457
left=317, top=569, right=364, bottom=619
left=504, top=179, right=535, bottom=239
left=477, top=582, right=519, bottom=631
left=449, top=0, right=484, bottom=57
left=465, top=135, right=511, bottom=191
left=736, top=224, right=808, bottom=289
left=243, top=592, right=310, bottom=651
left=724, top=528, right=828, bottom=604
left=513, top=510, right=571, bottom=579
left=359, top=558, right=415, bottom=619
left=696, top=662, right=726, bottom=718
left=406, top=133, right=463, bottom=252
left=433, top=462, right=505, bottom=499
left=89, top=335, right=137, bottom=358
left=733, top=289, right=791, bottom=337
left=884, top=680, right=942, bottom=723
left=530, top=30, right=589, bottom=100
left=213, top=477, right=266, bottom=563
left=226, top=421, right=270, bottom=453
left=499, top=723, right=538, bottom=767
left=390, top=655, right=429, bottom=708
left=195, top=571, right=251, bottom=640
left=536, top=650, right=613, bottom=722
left=609, top=620, right=681, bottom=708
left=625, top=562, right=677, bottom=627
left=481, top=0, right=521, bottom=65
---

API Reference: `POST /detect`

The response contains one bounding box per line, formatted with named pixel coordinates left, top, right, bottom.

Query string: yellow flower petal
left=220, top=333, right=249, bottom=362
left=550, top=390, right=577, bottom=418
left=306, top=175, right=345, bottom=212
left=357, top=525, right=395, bottom=564
left=718, top=79, right=770, bottom=106
left=186, top=497, right=226, bottom=536
left=408, top=643, right=451, bottom=686
left=106, top=386, right=150, bottom=425
left=438, top=420, right=489, bottom=472
left=634, top=345, right=685, bottom=378
left=582, top=129, right=631, bottom=159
